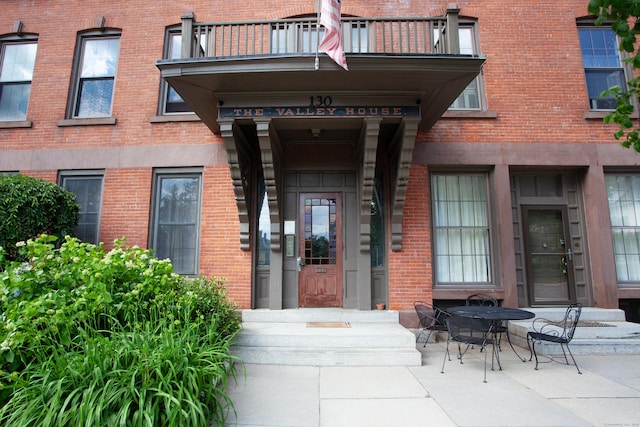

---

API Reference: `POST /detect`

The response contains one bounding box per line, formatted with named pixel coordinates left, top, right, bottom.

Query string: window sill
left=584, top=110, right=639, bottom=120
left=441, top=110, right=498, bottom=119
left=0, top=120, right=32, bottom=129
left=150, top=114, right=201, bottom=123
left=433, top=287, right=503, bottom=301
left=617, top=287, right=640, bottom=298
left=57, top=117, right=117, bottom=127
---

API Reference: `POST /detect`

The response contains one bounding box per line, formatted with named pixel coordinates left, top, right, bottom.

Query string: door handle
left=296, top=257, right=304, bottom=272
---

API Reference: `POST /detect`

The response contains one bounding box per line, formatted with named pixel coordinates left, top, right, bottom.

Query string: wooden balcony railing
left=179, top=7, right=463, bottom=60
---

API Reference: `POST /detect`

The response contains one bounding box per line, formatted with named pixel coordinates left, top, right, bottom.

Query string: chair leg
left=424, top=330, right=434, bottom=347
left=563, top=343, right=582, bottom=374
left=492, top=338, right=501, bottom=371
left=559, top=341, right=570, bottom=365
left=457, top=343, right=471, bottom=363
left=482, top=342, right=488, bottom=383
left=529, top=338, right=541, bottom=370
left=506, top=328, right=526, bottom=362
left=441, top=340, right=451, bottom=374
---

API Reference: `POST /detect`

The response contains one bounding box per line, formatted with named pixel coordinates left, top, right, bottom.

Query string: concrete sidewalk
left=224, top=341, right=640, bottom=426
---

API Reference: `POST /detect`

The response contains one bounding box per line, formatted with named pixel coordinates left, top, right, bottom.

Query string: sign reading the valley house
left=219, top=106, right=420, bottom=119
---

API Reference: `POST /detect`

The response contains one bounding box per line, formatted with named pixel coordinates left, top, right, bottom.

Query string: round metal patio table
left=447, top=306, right=535, bottom=363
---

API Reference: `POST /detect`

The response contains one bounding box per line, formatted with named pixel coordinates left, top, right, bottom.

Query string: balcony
left=156, top=8, right=485, bottom=133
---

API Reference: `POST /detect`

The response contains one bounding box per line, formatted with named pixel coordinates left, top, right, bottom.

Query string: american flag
left=318, top=0, right=348, bottom=70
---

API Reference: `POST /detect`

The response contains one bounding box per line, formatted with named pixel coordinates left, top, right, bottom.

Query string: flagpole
left=315, top=0, right=321, bottom=70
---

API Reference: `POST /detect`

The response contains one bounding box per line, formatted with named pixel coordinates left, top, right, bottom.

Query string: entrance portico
left=217, top=113, right=421, bottom=310
left=156, top=10, right=485, bottom=310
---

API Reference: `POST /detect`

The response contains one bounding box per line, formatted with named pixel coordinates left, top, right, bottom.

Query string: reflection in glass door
left=522, top=206, right=576, bottom=305
left=298, top=193, right=342, bottom=307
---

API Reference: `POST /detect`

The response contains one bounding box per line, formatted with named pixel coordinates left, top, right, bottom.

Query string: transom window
left=579, top=25, right=626, bottom=110
left=0, top=39, right=37, bottom=121
left=606, top=174, right=640, bottom=283
left=432, top=173, right=492, bottom=284
left=150, top=170, right=202, bottom=275
left=71, top=34, right=120, bottom=118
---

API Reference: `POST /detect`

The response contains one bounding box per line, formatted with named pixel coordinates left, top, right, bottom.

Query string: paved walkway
left=224, top=341, right=640, bottom=426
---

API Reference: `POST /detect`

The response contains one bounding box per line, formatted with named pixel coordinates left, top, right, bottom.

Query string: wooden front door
left=522, top=206, right=577, bottom=305
left=298, top=193, right=343, bottom=307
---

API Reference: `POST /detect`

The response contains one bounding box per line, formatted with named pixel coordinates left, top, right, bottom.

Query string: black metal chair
left=465, top=293, right=499, bottom=307
left=466, top=293, right=507, bottom=350
left=441, top=314, right=496, bottom=382
left=527, top=303, right=583, bottom=374
left=414, top=301, right=449, bottom=346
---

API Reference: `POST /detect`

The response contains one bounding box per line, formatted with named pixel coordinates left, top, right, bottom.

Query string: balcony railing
left=179, top=7, right=463, bottom=60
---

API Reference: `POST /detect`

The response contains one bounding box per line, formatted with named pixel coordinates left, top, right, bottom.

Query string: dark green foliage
left=0, top=174, right=79, bottom=260
left=0, top=235, right=241, bottom=426
left=588, top=0, right=640, bottom=151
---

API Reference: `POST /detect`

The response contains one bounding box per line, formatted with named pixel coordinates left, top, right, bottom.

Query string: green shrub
left=0, top=174, right=79, bottom=261
left=0, top=235, right=241, bottom=426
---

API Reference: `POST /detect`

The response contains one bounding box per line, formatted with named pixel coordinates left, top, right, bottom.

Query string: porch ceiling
left=157, top=54, right=485, bottom=133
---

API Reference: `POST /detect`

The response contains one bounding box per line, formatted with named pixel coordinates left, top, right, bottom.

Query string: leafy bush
left=0, top=174, right=79, bottom=261
left=0, top=235, right=241, bottom=426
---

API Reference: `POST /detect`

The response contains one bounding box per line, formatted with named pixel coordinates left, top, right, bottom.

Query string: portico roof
left=157, top=53, right=485, bottom=134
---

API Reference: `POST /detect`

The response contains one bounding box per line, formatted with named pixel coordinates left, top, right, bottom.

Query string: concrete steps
left=508, top=308, right=640, bottom=355
left=232, top=308, right=422, bottom=366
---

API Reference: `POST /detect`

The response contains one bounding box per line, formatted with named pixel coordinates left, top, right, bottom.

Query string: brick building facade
left=2, top=0, right=640, bottom=324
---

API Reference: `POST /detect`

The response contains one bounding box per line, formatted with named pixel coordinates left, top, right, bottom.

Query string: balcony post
left=181, top=11, right=195, bottom=58
left=445, top=4, right=460, bottom=54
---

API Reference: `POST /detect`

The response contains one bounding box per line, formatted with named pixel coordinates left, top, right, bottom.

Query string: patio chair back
left=446, top=314, right=492, bottom=346
left=441, top=314, right=496, bottom=382
left=414, top=301, right=449, bottom=346
left=561, top=304, right=582, bottom=342
left=527, top=303, right=583, bottom=374
left=465, top=293, right=498, bottom=307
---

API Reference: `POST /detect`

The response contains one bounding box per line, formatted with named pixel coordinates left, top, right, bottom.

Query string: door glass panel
left=304, top=197, right=336, bottom=265
left=527, top=209, right=570, bottom=302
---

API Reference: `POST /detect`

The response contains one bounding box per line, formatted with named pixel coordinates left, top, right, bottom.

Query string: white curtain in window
left=434, top=175, right=491, bottom=283
left=607, top=175, right=640, bottom=281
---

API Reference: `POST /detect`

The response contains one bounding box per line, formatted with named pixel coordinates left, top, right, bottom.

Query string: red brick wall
left=100, top=168, right=152, bottom=249
left=1, top=1, right=254, bottom=307
left=427, top=1, right=614, bottom=145
left=388, top=164, right=432, bottom=310
left=199, top=165, right=252, bottom=308
left=1, top=0, right=631, bottom=312
left=18, top=170, right=57, bottom=183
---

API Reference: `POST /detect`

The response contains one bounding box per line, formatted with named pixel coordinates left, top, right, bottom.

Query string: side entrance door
left=522, top=205, right=577, bottom=305
left=298, top=193, right=343, bottom=307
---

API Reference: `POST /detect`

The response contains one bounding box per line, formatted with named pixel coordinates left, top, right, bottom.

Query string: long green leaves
left=0, top=236, right=241, bottom=426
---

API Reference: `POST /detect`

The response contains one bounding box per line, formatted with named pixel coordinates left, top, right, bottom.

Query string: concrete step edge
left=241, top=308, right=399, bottom=323
left=232, top=346, right=422, bottom=366
left=234, top=337, right=417, bottom=348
